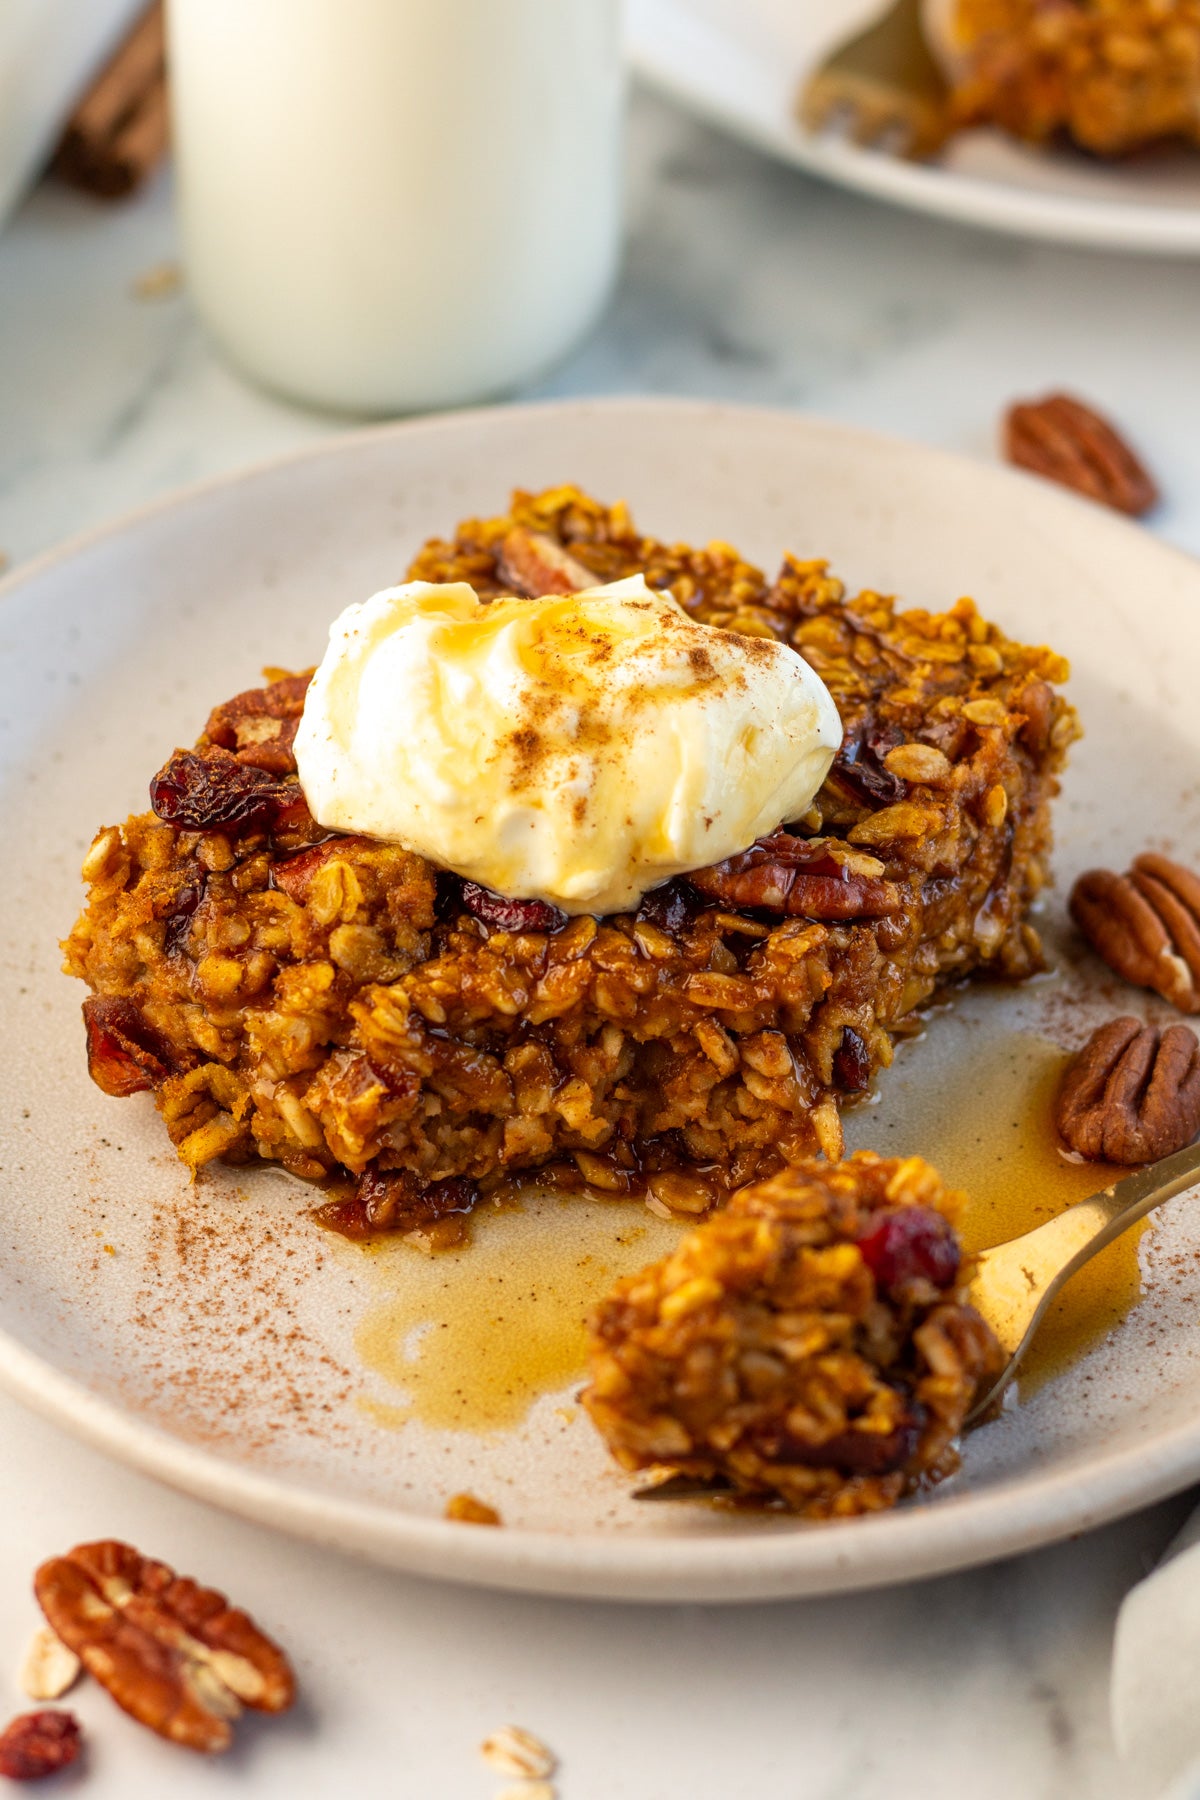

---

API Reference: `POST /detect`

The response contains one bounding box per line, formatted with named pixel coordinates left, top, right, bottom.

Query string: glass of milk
left=167, top=0, right=625, bottom=415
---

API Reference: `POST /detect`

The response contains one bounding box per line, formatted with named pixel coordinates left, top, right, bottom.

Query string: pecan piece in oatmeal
left=584, top=1152, right=1001, bottom=1515
left=495, top=525, right=597, bottom=597
left=0, top=1710, right=82, bottom=1782
left=1056, top=1016, right=1200, bottom=1164
left=1004, top=394, right=1158, bottom=517
left=34, top=1540, right=295, bottom=1755
left=1070, top=854, right=1200, bottom=1014
left=203, top=671, right=312, bottom=775
left=687, top=833, right=901, bottom=919
left=269, top=835, right=372, bottom=901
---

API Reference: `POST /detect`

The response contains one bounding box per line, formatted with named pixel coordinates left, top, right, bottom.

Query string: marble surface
left=3, top=82, right=1200, bottom=1798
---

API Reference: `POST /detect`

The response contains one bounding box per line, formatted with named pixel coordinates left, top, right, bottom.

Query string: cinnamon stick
left=52, top=2, right=168, bottom=200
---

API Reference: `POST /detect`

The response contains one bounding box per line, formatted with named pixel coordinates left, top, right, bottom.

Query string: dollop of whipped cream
left=293, top=575, right=842, bottom=916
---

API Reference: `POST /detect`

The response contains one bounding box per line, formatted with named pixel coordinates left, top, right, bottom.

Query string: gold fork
left=800, top=0, right=952, bottom=161
left=965, top=1136, right=1200, bottom=1422
left=634, top=1137, right=1200, bottom=1501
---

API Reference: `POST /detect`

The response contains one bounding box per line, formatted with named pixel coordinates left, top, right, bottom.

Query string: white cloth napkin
left=0, top=0, right=146, bottom=233
left=1113, top=1501, right=1200, bottom=1797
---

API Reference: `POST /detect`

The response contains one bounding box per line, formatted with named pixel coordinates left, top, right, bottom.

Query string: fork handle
left=966, top=1137, right=1200, bottom=1421
left=1016, top=1137, right=1200, bottom=1283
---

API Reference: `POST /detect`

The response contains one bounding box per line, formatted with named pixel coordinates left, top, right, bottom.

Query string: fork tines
left=800, top=0, right=951, bottom=162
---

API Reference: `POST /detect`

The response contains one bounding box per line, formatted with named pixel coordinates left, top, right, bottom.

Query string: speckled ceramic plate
left=3, top=398, right=1200, bottom=1602
left=627, top=0, right=1200, bottom=256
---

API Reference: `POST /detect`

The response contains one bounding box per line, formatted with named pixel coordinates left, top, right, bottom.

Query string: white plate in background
left=626, top=0, right=1200, bottom=256
left=3, top=397, right=1200, bottom=1601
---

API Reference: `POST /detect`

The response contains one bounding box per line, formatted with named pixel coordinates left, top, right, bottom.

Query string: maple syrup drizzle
left=353, top=1197, right=680, bottom=1432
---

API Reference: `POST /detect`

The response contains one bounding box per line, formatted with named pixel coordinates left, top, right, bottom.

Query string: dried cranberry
left=857, top=1206, right=961, bottom=1293
left=830, top=718, right=908, bottom=807
left=758, top=1410, right=922, bottom=1477
left=149, top=749, right=306, bottom=834
left=832, top=1026, right=872, bottom=1093
left=637, top=878, right=699, bottom=934
left=460, top=881, right=565, bottom=934
left=0, top=1710, right=82, bottom=1781
left=163, top=866, right=206, bottom=954
left=82, top=996, right=179, bottom=1097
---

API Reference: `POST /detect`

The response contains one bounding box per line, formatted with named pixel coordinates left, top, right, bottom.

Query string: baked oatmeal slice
left=583, top=1152, right=1003, bottom=1516
left=64, top=488, right=1077, bottom=1238
left=939, top=0, right=1200, bottom=154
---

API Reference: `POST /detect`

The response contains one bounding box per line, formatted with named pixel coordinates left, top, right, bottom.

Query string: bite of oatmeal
left=583, top=1151, right=1004, bottom=1517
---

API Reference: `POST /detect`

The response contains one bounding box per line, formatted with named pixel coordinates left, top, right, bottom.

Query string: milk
left=167, top=0, right=625, bottom=414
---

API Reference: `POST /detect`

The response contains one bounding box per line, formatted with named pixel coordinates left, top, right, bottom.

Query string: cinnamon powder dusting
left=118, top=1178, right=357, bottom=1457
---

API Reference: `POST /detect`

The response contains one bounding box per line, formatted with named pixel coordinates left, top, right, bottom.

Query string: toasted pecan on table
left=34, top=1540, right=294, bottom=1755
left=0, top=1710, right=82, bottom=1782
left=1056, top=1016, right=1200, bottom=1164
left=1070, top=854, right=1200, bottom=1014
left=1003, top=393, right=1158, bottom=517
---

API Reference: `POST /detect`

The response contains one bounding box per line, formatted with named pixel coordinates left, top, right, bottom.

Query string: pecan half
left=687, top=833, right=901, bottom=919
left=1004, top=393, right=1158, bottom=517
left=1055, top=1016, right=1200, bottom=1163
left=0, top=1710, right=82, bottom=1781
left=83, top=995, right=179, bottom=1096
left=1070, top=854, right=1200, bottom=1013
left=34, top=1540, right=295, bottom=1755
left=204, top=671, right=312, bottom=775
left=495, top=526, right=596, bottom=597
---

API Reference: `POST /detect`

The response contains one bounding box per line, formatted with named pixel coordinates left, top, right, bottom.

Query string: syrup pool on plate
left=353, top=1196, right=682, bottom=1432
left=351, top=1021, right=1143, bottom=1432
left=845, top=1022, right=1144, bottom=1394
